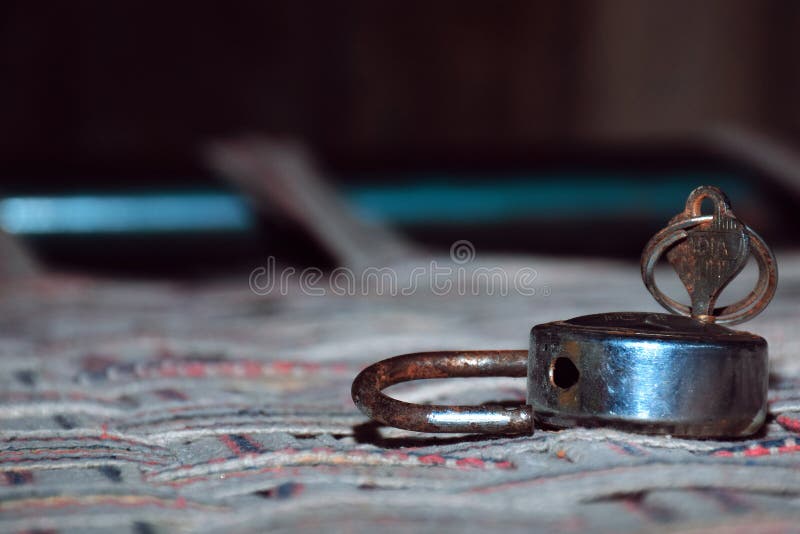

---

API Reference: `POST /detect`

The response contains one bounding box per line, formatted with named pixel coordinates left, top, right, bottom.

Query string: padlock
left=351, top=186, right=778, bottom=438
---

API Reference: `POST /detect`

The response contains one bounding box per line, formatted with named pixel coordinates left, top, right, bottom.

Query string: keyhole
left=550, top=357, right=579, bottom=389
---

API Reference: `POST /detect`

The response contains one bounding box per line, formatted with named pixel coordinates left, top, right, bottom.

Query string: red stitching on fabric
left=777, top=414, right=800, bottom=432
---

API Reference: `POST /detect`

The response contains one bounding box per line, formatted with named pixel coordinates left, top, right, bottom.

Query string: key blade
left=666, top=215, right=750, bottom=318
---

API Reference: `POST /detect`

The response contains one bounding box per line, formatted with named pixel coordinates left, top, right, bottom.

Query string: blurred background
left=2, top=0, right=800, bottom=277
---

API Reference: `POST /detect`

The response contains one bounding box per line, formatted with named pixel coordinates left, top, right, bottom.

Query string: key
left=665, top=186, right=750, bottom=320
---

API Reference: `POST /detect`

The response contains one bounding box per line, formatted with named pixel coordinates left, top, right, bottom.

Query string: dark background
left=2, top=1, right=799, bottom=275
left=5, top=1, right=800, bottom=169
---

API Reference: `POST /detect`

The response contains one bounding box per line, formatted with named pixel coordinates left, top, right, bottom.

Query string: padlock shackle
left=351, top=350, right=532, bottom=434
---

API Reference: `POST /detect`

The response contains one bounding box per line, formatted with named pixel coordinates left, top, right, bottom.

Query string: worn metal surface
left=642, top=185, right=777, bottom=325
left=351, top=185, right=777, bottom=436
left=528, top=312, right=768, bottom=438
left=351, top=350, right=532, bottom=434
left=665, top=187, right=750, bottom=319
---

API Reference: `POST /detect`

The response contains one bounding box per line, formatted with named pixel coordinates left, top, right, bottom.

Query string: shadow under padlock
left=352, top=186, right=778, bottom=439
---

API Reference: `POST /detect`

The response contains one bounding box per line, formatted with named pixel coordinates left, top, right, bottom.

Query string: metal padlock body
left=352, top=186, right=778, bottom=437
left=529, top=312, right=768, bottom=438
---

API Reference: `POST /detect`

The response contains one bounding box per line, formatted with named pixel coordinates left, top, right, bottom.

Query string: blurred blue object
left=0, top=193, right=254, bottom=234
left=0, top=174, right=748, bottom=235
left=347, top=174, right=747, bottom=224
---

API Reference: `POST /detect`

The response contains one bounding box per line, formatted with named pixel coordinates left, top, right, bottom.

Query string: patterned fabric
left=1, top=255, right=800, bottom=532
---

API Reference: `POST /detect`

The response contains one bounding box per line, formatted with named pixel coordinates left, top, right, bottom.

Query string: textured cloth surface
left=1, top=254, right=800, bottom=533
